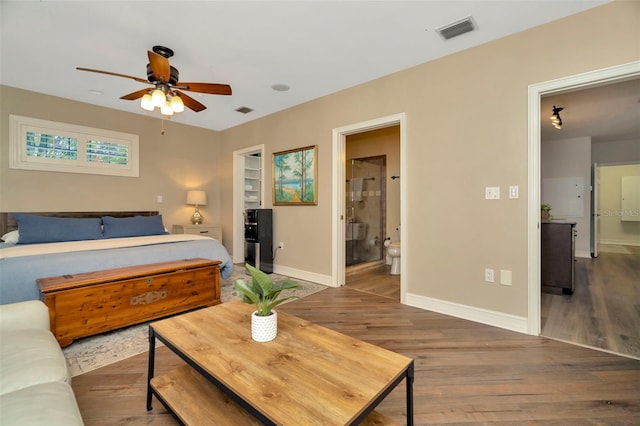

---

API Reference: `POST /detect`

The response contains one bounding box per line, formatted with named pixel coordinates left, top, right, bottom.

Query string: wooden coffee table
left=146, top=299, right=414, bottom=425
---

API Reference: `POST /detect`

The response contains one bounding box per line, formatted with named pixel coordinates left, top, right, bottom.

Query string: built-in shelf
left=244, top=155, right=261, bottom=209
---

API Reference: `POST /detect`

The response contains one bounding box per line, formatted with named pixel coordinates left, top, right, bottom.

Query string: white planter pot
left=251, top=310, right=277, bottom=342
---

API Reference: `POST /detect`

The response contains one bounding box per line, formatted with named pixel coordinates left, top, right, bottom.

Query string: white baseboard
left=576, top=250, right=592, bottom=258
left=272, top=266, right=529, bottom=334
left=600, top=239, right=640, bottom=247
left=405, top=292, right=529, bottom=334
left=272, top=264, right=334, bottom=287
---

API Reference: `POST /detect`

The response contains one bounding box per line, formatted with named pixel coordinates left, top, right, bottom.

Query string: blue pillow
left=15, top=214, right=103, bottom=244
left=102, top=215, right=167, bottom=239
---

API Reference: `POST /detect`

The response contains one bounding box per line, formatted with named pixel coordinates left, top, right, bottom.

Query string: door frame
left=331, top=113, right=407, bottom=300
left=232, top=144, right=265, bottom=264
left=591, top=162, right=600, bottom=258
left=527, top=61, right=640, bottom=335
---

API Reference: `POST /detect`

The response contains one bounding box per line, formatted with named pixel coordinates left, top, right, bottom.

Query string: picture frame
left=272, top=145, right=318, bottom=205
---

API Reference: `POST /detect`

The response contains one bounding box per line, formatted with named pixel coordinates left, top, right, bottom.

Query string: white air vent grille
left=436, top=16, right=476, bottom=40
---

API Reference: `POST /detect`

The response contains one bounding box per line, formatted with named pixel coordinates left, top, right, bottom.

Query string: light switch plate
left=509, top=185, right=519, bottom=199
left=485, top=187, right=500, bottom=200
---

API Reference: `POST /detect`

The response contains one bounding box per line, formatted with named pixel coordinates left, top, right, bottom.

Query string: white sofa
left=0, top=300, right=84, bottom=425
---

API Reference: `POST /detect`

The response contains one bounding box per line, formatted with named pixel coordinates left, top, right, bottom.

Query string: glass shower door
left=346, top=156, right=385, bottom=267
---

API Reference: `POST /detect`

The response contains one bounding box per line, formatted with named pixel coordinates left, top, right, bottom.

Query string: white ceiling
left=541, top=78, right=640, bottom=144
left=1, top=0, right=614, bottom=132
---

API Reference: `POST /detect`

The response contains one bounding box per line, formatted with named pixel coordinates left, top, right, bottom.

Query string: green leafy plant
left=233, top=263, right=300, bottom=316
left=541, top=203, right=552, bottom=212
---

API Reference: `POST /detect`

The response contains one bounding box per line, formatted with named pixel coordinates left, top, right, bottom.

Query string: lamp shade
left=186, top=190, right=207, bottom=206
left=151, top=89, right=166, bottom=107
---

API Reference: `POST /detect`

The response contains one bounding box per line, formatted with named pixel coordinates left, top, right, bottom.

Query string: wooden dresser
left=37, top=258, right=221, bottom=347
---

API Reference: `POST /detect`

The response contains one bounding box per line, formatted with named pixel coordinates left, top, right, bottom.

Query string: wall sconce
left=186, top=190, right=207, bottom=224
left=550, top=105, right=563, bottom=129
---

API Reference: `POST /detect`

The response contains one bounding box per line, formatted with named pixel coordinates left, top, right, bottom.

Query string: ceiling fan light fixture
left=141, top=93, right=154, bottom=111
left=170, top=94, right=184, bottom=113
left=161, top=101, right=174, bottom=116
left=151, top=88, right=166, bottom=107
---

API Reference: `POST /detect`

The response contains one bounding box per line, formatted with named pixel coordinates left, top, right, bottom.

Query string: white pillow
left=1, top=230, right=19, bottom=243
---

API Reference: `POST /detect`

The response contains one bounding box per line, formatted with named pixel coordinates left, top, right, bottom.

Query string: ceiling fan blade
left=76, top=67, right=149, bottom=84
left=120, top=88, right=150, bottom=101
left=148, top=50, right=171, bottom=83
left=177, top=82, right=232, bottom=95
left=176, top=90, right=206, bottom=112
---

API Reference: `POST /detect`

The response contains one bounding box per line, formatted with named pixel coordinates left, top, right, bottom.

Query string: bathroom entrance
left=343, top=123, right=401, bottom=276
left=345, top=156, right=385, bottom=267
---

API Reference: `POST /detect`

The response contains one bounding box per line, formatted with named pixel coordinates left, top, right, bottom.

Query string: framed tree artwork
left=272, top=145, right=318, bottom=205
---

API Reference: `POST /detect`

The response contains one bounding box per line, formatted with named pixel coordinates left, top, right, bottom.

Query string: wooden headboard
left=0, top=211, right=159, bottom=237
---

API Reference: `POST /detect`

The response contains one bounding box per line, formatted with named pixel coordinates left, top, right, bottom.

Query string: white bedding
left=0, top=234, right=212, bottom=260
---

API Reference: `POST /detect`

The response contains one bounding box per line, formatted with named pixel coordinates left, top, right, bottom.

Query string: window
left=10, top=115, right=139, bottom=177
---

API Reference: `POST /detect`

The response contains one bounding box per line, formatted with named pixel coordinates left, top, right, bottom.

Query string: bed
left=0, top=211, right=233, bottom=305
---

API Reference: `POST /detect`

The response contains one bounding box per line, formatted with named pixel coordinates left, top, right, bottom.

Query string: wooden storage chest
left=37, top=258, right=221, bottom=347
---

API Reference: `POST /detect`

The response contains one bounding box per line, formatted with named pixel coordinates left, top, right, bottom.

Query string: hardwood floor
left=346, top=262, right=400, bottom=300
left=72, top=270, right=640, bottom=425
left=541, top=246, right=640, bottom=359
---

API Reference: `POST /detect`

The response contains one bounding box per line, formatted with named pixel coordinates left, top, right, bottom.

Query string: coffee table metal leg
left=146, top=326, right=156, bottom=411
left=406, top=361, right=414, bottom=425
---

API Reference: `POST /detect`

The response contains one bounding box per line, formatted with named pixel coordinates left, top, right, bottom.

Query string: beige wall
left=2, top=2, right=639, bottom=320
left=0, top=86, right=223, bottom=240
left=219, top=1, right=640, bottom=317
left=599, top=164, right=640, bottom=244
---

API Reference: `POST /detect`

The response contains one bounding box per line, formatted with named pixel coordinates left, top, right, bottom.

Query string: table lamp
left=186, top=190, right=207, bottom=224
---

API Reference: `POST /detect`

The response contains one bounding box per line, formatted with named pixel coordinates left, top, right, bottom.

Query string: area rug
left=63, top=266, right=326, bottom=377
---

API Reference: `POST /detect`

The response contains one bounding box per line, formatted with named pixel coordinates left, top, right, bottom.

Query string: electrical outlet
left=484, top=268, right=495, bottom=283
left=278, top=242, right=284, bottom=250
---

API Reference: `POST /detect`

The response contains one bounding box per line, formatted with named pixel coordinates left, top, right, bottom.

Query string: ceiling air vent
left=436, top=16, right=476, bottom=40
left=235, top=106, right=253, bottom=114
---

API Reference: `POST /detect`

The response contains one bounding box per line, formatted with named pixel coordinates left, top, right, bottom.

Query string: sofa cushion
left=0, top=381, right=83, bottom=425
left=0, top=329, right=70, bottom=395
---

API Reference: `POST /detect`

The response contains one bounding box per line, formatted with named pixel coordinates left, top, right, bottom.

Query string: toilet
left=385, top=225, right=401, bottom=275
left=387, top=242, right=401, bottom=275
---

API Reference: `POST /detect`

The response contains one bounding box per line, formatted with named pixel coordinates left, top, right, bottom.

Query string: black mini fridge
left=244, top=209, right=273, bottom=273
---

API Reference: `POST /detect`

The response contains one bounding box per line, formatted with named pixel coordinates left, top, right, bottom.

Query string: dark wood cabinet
left=541, top=222, right=576, bottom=295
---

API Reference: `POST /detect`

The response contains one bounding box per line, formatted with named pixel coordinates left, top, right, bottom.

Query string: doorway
left=332, top=113, right=406, bottom=301
left=527, top=60, right=640, bottom=344
left=232, top=145, right=265, bottom=264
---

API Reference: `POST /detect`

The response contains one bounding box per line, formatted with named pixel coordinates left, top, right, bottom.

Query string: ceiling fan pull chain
left=161, top=118, right=165, bottom=135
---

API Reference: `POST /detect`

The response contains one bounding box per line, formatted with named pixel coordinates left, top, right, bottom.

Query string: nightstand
left=173, top=224, right=222, bottom=243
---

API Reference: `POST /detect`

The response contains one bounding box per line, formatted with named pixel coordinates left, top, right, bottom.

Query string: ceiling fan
left=77, top=45, right=232, bottom=116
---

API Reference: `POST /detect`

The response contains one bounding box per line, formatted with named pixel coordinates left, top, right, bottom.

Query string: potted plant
left=541, top=203, right=553, bottom=222
left=233, top=263, right=299, bottom=342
